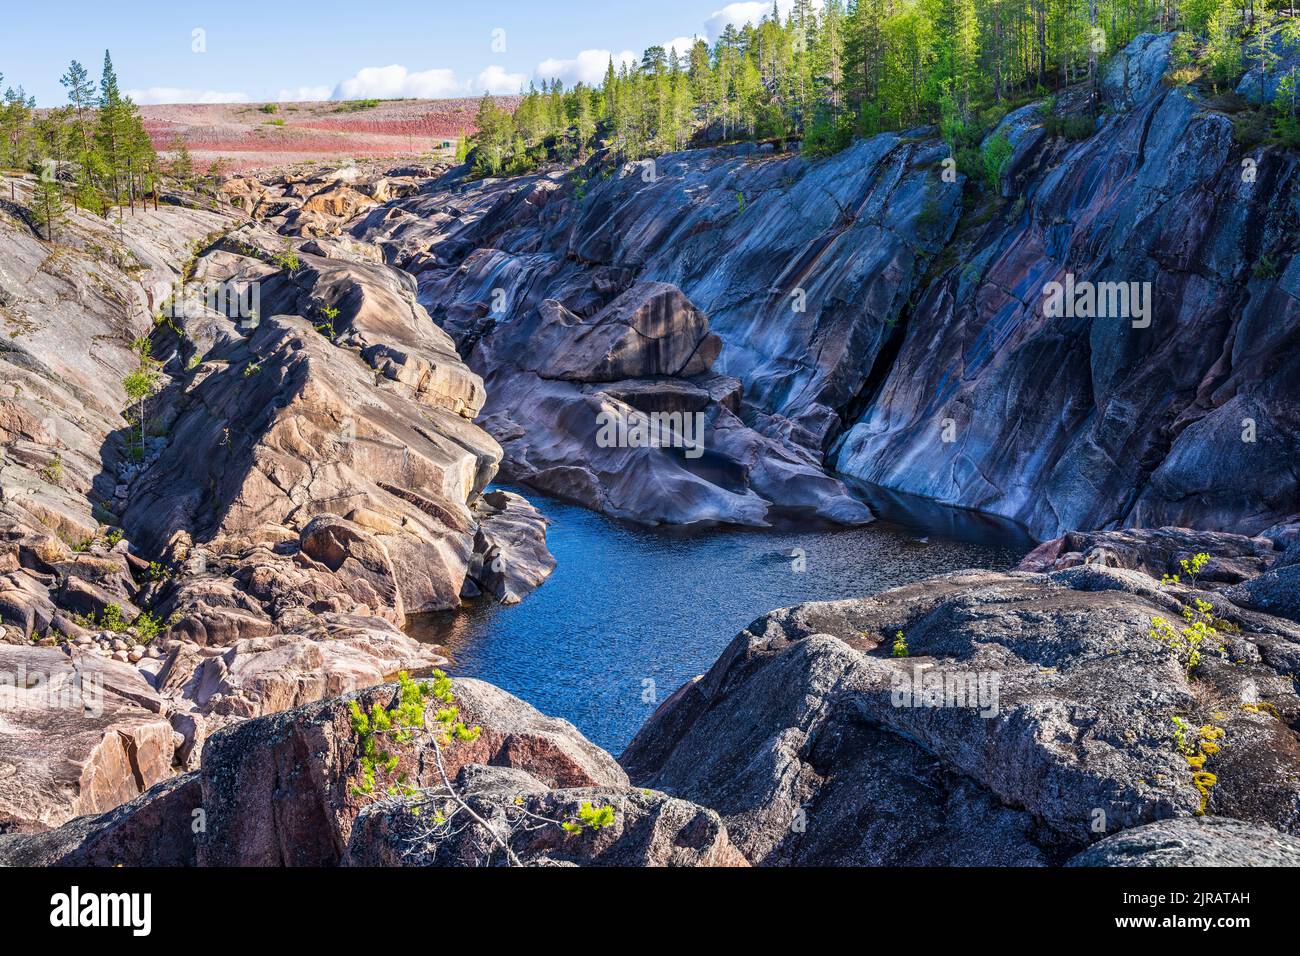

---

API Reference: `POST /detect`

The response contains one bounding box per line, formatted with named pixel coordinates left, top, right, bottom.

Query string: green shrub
left=1253, top=255, right=1279, bottom=279
left=1273, top=114, right=1300, bottom=148
left=39, top=453, right=63, bottom=486
left=133, top=611, right=167, bottom=643
left=561, top=801, right=616, bottom=834
left=1231, top=109, right=1272, bottom=147
left=349, top=670, right=480, bottom=799
left=981, top=133, right=1013, bottom=193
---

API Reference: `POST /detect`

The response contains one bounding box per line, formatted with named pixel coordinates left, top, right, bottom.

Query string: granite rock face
left=621, top=564, right=1300, bottom=866
left=0, top=645, right=175, bottom=832
left=8, top=552, right=1300, bottom=866
left=834, top=34, right=1300, bottom=540
left=1, top=169, right=555, bottom=831
left=321, top=34, right=1297, bottom=540
left=348, top=131, right=960, bottom=527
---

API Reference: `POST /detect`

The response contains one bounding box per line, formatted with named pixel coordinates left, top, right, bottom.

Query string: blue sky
left=1, top=0, right=801, bottom=105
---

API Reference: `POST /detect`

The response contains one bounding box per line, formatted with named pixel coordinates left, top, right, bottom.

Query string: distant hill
left=140, top=95, right=521, bottom=173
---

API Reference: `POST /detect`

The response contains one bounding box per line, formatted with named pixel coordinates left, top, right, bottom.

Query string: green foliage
left=1043, top=112, right=1095, bottom=140
left=4, top=49, right=160, bottom=224
left=349, top=671, right=481, bottom=799
left=464, top=3, right=1183, bottom=175
left=1160, top=552, right=1211, bottom=588
left=561, top=801, right=616, bottom=835
left=259, top=103, right=278, bottom=114
left=802, top=105, right=854, bottom=158
left=1231, top=107, right=1272, bottom=147
left=1253, top=255, right=1279, bottom=280
left=271, top=247, right=301, bottom=272
left=980, top=132, right=1012, bottom=193
left=1273, top=114, right=1300, bottom=148
left=1203, top=0, right=1244, bottom=88
left=121, top=366, right=156, bottom=403
left=133, top=611, right=167, bottom=643
left=314, top=303, right=340, bottom=339
left=78, top=602, right=129, bottom=633
left=892, top=630, right=909, bottom=658
left=39, top=453, right=64, bottom=486
left=1149, top=598, right=1224, bottom=675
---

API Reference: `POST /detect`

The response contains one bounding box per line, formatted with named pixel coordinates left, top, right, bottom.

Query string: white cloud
left=535, top=49, right=638, bottom=86
left=127, top=87, right=250, bottom=104
left=315, top=0, right=820, bottom=106
left=276, top=85, right=332, bottom=102
left=662, top=36, right=701, bottom=60
left=704, top=0, right=820, bottom=39
left=474, top=64, right=529, bottom=95
left=331, top=64, right=464, bottom=101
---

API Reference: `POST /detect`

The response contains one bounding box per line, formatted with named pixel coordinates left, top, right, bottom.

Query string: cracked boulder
left=0, top=645, right=175, bottom=832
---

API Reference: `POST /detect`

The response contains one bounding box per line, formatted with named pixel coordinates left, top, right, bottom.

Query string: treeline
left=1, top=51, right=165, bottom=240
left=468, top=0, right=1300, bottom=177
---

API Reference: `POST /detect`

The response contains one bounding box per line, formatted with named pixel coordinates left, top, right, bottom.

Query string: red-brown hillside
left=141, top=96, right=521, bottom=173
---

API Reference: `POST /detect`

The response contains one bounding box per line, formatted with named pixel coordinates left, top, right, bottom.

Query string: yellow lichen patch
left=1171, top=714, right=1227, bottom=817
left=1241, top=701, right=1281, bottom=720
left=1192, top=771, right=1218, bottom=816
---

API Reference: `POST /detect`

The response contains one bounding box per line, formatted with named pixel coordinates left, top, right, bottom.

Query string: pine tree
left=60, top=60, right=95, bottom=172
left=169, top=135, right=194, bottom=183
left=96, top=50, right=129, bottom=213
left=31, top=166, right=66, bottom=241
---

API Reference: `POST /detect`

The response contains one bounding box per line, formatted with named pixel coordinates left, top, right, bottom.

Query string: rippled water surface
left=410, top=485, right=1030, bottom=755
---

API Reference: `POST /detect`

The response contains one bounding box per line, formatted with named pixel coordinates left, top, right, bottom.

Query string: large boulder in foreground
left=621, top=566, right=1300, bottom=865
left=0, top=773, right=201, bottom=866
left=195, top=677, right=627, bottom=866
left=0, top=675, right=742, bottom=868
left=1066, top=816, right=1300, bottom=867
left=346, top=764, right=748, bottom=867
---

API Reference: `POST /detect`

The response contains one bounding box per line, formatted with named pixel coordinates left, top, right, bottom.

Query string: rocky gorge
left=1, top=33, right=1298, bottom=867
